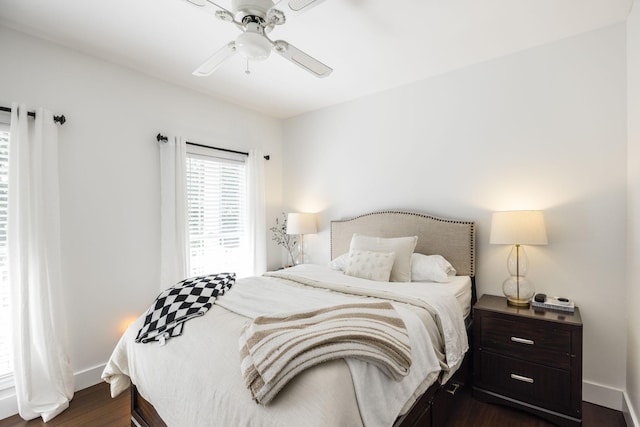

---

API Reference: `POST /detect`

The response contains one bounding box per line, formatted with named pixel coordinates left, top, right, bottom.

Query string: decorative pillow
left=344, top=249, right=396, bottom=282
left=328, top=253, right=349, bottom=271
left=349, top=234, right=418, bottom=282
left=411, top=253, right=457, bottom=283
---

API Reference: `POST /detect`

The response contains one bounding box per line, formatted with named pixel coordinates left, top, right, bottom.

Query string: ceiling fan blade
left=193, top=42, right=237, bottom=76
left=273, top=41, right=332, bottom=78
left=182, top=0, right=233, bottom=15
left=287, top=0, right=327, bottom=12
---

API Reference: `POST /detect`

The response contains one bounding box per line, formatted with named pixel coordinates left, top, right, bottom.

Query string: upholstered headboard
left=330, top=210, right=476, bottom=278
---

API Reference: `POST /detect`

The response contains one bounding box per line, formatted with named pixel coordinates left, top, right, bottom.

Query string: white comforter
left=102, top=265, right=468, bottom=427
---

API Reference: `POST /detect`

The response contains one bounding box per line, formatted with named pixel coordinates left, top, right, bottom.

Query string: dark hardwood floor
left=0, top=383, right=128, bottom=427
left=447, top=387, right=626, bottom=427
left=0, top=383, right=627, bottom=427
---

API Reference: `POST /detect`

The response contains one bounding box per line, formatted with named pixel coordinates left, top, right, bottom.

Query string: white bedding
left=102, top=265, right=468, bottom=427
left=428, top=275, right=473, bottom=318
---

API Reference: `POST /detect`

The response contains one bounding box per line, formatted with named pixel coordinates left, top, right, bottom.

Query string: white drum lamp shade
left=286, top=213, right=317, bottom=235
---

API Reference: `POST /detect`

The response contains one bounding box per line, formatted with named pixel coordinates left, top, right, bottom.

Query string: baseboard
left=0, top=387, right=18, bottom=421
left=623, top=390, right=639, bottom=427
left=73, top=364, right=106, bottom=392
left=582, top=380, right=624, bottom=411
left=0, top=363, right=106, bottom=421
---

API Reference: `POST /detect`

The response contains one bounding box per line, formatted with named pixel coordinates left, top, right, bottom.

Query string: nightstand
left=473, top=294, right=583, bottom=427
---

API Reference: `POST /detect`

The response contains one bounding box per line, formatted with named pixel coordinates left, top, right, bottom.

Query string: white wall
left=283, top=24, right=628, bottom=408
left=0, top=25, right=283, bottom=416
left=626, top=0, right=640, bottom=424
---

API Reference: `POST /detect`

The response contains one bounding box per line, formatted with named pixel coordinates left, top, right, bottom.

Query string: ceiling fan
left=183, top=0, right=333, bottom=78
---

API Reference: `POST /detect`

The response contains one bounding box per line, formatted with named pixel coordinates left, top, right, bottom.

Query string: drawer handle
left=511, top=336, right=534, bottom=345
left=446, top=382, right=461, bottom=396
left=510, top=373, right=534, bottom=384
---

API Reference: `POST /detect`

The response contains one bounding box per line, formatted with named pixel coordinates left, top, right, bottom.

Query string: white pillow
left=344, top=249, right=396, bottom=282
left=411, top=253, right=457, bottom=283
left=328, top=253, right=349, bottom=271
left=349, top=234, right=418, bottom=282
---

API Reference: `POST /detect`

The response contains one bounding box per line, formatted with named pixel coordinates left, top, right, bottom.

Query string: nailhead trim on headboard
left=330, top=210, right=476, bottom=278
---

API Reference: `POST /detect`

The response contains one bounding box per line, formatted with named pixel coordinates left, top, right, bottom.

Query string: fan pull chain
left=245, top=59, right=251, bottom=75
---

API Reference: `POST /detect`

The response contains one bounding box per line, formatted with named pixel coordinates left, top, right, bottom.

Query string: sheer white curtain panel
left=159, top=136, right=189, bottom=290
left=246, top=149, right=267, bottom=275
left=8, top=103, right=74, bottom=422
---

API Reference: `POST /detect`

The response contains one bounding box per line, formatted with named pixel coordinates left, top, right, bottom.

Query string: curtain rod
left=0, top=106, right=66, bottom=125
left=156, top=133, right=269, bottom=160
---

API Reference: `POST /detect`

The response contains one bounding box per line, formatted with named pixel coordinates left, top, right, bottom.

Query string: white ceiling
left=0, top=0, right=633, bottom=118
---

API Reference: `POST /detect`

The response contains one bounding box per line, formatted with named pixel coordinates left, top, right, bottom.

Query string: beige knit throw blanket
left=239, top=301, right=412, bottom=405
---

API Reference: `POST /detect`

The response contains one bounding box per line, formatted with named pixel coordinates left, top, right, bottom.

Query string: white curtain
left=8, top=103, right=74, bottom=422
left=159, top=136, right=189, bottom=290
left=246, top=150, right=267, bottom=275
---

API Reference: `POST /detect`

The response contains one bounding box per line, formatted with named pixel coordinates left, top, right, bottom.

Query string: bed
left=102, top=210, right=476, bottom=427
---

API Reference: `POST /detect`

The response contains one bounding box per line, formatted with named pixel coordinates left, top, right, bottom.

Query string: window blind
left=186, top=151, right=249, bottom=278
left=0, top=125, right=12, bottom=390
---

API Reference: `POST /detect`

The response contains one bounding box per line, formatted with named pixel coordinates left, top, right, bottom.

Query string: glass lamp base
left=502, top=276, right=534, bottom=307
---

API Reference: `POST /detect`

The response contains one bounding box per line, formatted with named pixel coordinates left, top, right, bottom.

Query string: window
left=0, top=124, right=11, bottom=390
left=186, top=147, right=249, bottom=278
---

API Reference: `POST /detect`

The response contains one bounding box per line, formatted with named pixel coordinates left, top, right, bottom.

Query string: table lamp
left=286, top=213, right=317, bottom=264
left=490, top=210, right=548, bottom=306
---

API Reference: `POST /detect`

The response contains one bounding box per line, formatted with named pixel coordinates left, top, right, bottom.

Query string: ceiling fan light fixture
left=186, top=0, right=332, bottom=77
left=235, top=31, right=272, bottom=60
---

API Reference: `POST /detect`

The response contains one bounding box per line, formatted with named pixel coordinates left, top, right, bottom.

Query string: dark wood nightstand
left=473, top=294, right=583, bottom=427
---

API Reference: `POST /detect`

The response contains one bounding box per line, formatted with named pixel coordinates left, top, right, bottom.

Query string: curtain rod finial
left=156, top=133, right=168, bottom=143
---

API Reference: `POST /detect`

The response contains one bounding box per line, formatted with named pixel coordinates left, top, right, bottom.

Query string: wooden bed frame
left=130, top=210, right=476, bottom=427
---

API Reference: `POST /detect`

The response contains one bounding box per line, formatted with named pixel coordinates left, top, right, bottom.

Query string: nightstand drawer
left=478, top=351, right=571, bottom=413
left=481, top=316, right=571, bottom=368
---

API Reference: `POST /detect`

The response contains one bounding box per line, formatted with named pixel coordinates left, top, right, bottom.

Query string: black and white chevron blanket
left=135, top=272, right=235, bottom=344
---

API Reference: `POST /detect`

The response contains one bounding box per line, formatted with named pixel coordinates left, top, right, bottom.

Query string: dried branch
left=270, top=213, right=298, bottom=266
